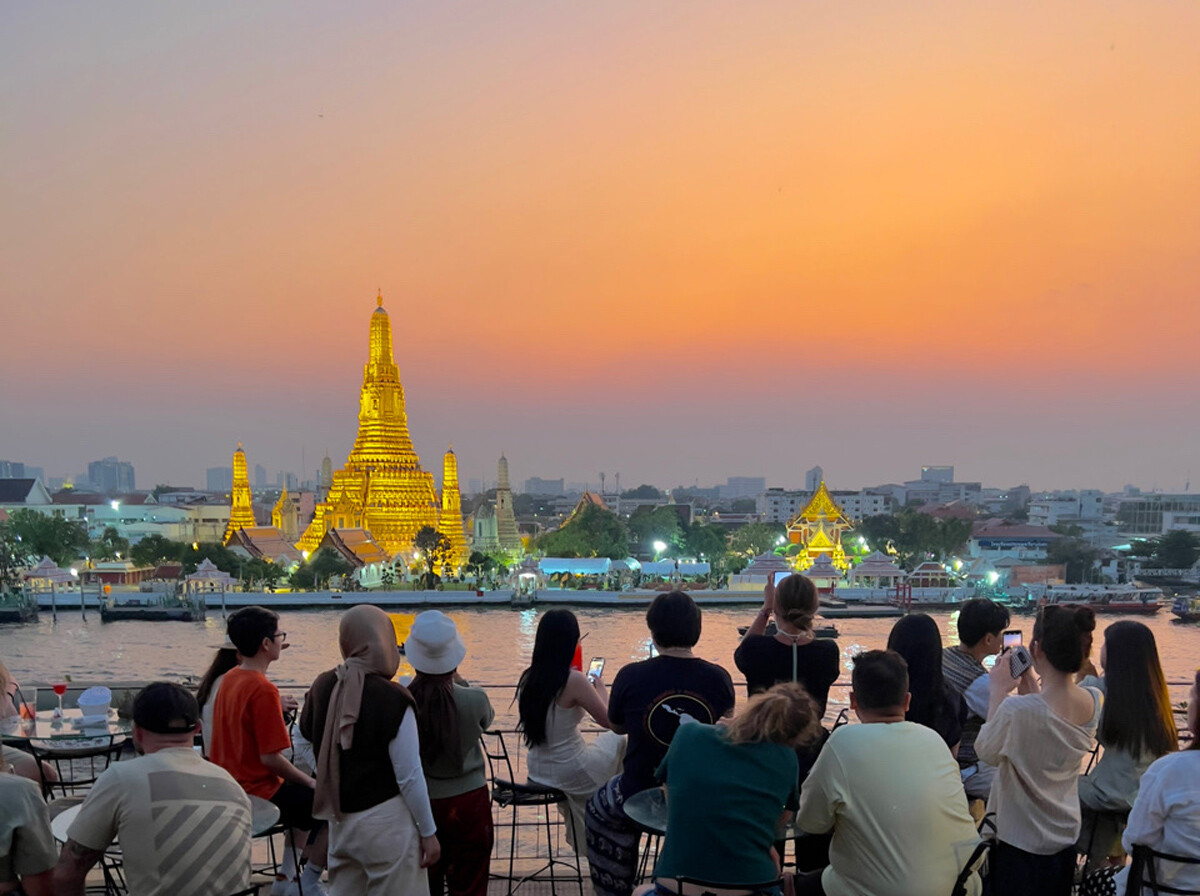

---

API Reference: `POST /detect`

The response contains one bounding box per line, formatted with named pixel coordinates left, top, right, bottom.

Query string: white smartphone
left=773, top=570, right=792, bottom=587
left=587, top=657, right=605, bottom=682
left=1008, top=645, right=1033, bottom=678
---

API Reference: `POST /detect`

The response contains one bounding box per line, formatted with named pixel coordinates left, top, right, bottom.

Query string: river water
left=2, top=605, right=1197, bottom=727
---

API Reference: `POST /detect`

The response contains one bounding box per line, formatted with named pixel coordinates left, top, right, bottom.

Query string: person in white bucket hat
left=404, top=611, right=468, bottom=676
left=406, top=611, right=496, bottom=896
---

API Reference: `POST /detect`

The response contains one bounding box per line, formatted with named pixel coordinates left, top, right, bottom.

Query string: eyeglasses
left=271, top=632, right=287, bottom=641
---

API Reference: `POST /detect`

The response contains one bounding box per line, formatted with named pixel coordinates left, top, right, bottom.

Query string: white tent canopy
left=639, top=560, right=711, bottom=576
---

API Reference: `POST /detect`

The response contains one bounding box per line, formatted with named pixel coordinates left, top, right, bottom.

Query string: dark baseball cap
left=132, top=682, right=200, bottom=735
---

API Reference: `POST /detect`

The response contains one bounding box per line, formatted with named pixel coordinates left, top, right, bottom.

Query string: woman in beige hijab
left=300, top=606, right=440, bottom=896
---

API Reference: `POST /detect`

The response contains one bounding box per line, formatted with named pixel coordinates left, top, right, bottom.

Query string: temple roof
left=228, top=526, right=303, bottom=564
left=23, top=556, right=74, bottom=583
left=849, top=550, right=905, bottom=578
left=806, top=524, right=837, bottom=551
left=742, top=552, right=791, bottom=575
left=796, top=481, right=849, bottom=523
left=320, top=528, right=390, bottom=568
left=806, top=554, right=842, bottom=578
left=187, top=558, right=235, bottom=584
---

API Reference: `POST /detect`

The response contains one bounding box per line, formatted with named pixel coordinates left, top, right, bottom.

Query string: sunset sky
left=3, top=2, right=1200, bottom=494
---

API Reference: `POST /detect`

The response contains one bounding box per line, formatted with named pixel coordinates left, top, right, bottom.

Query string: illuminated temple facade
left=297, top=294, right=443, bottom=558
left=223, top=443, right=257, bottom=543
left=786, top=480, right=851, bottom=572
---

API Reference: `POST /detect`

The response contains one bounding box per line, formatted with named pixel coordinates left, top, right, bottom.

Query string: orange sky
left=3, top=2, right=1199, bottom=491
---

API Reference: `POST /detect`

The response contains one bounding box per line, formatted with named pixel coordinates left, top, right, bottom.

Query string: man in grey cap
left=52, top=682, right=253, bottom=896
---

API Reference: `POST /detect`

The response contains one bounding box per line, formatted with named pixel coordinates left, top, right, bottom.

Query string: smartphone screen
left=773, top=570, right=792, bottom=586
left=587, top=657, right=605, bottom=680
left=1003, top=630, right=1022, bottom=649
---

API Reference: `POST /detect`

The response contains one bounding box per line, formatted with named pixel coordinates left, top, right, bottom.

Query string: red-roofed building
left=969, top=519, right=1060, bottom=561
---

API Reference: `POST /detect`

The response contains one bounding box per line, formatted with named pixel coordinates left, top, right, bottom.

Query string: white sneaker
left=299, top=878, right=329, bottom=896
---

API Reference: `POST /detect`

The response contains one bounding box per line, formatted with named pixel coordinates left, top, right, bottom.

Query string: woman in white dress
left=517, top=609, right=623, bottom=852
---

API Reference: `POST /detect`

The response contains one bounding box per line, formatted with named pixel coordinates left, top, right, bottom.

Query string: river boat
left=100, top=593, right=206, bottom=622
left=1172, top=595, right=1200, bottom=622
left=1012, top=584, right=1164, bottom=616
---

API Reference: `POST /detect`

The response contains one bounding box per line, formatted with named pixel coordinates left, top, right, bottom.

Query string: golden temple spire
left=437, top=446, right=469, bottom=570
left=297, top=294, right=439, bottom=557
left=223, top=443, right=256, bottom=544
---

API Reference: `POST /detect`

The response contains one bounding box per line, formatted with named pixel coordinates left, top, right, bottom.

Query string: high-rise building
left=223, top=443, right=257, bottom=543
left=88, top=456, right=135, bottom=494
left=524, top=477, right=565, bottom=495
left=921, top=465, right=955, bottom=484
left=0, top=460, right=26, bottom=479
left=297, top=293, right=441, bottom=556
left=207, top=467, right=234, bottom=493
left=318, top=454, right=333, bottom=499
left=719, top=477, right=766, bottom=499
left=254, top=464, right=267, bottom=489
left=805, top=466, right=824, bottom=492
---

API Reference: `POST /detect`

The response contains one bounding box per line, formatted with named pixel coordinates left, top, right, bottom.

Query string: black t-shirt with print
left=608, top=655, right=736, bottom=798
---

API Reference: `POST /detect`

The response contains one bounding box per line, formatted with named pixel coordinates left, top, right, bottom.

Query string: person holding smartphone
left=976, top=605, right=1102, bottom=896
left=518, top=609, right=623, bottom=854
left=735, top=574, right=840, bottom=710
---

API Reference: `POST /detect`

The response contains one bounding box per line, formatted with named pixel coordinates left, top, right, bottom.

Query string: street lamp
left=653, top=540, right=666, bottom=561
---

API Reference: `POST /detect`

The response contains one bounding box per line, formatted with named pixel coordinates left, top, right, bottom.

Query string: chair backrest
left=27, top=736, right=127, bottom=800
left=1128, top=843, right=1200, bottom=895
left=951, top=839, right=991, bottom=896
left=480, top=729, right=516, bottom=783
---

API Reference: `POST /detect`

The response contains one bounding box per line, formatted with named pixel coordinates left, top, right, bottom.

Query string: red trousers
left=428, top=785, right=494, bottom=896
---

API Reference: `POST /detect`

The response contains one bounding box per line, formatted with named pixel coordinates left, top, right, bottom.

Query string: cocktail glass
left=52, top=681, right=67, bottom=718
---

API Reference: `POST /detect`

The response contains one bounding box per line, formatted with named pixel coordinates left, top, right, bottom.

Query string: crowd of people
left=1, top=578, right=1198, bottom=896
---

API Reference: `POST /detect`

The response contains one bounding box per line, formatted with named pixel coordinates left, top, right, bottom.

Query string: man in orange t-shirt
left=210, top=606, right=328, bottom=896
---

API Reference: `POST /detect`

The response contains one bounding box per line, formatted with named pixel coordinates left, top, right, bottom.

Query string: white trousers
left=328, top=795, right=427, bottom=896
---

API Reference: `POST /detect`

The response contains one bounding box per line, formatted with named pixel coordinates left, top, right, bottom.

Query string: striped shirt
left=69, top=747, right=252, bottom=896
left=942, top=645, right=986, bottom=765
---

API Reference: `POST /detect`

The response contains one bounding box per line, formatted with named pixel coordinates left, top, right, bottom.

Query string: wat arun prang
left=296, top=293, right=468, bottom=567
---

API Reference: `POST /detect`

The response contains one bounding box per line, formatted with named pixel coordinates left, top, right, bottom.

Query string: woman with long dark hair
left=886, top=613, right=964, bottom=754
left=406, top=611, right=495, bottom=896
left=1076, top=621, right=1177, bottom=868
left=1116, top=668, right=1200, bottom=894
left=518, top=608, right=621, bottom=853
left=977, top=605, right=1102, bottom=896
left=196, top=645, right=238, bottom=757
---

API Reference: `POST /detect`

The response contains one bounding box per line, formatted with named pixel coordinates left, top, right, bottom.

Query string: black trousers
left=985, top=840, right=1075, bottom=896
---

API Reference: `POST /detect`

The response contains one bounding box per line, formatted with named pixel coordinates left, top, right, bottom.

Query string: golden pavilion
left=222, top=443, right=257, bottom=543
left=786, top=480, right=852, bottom=572
left=297, top=293, right=462, bottom=561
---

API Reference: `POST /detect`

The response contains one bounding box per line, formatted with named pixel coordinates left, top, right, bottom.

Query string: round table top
left=50, top=794, right=281, bottom=843
left=623, top=786, right=668, bottom=835
left=1, top=709, right=132, bottom=743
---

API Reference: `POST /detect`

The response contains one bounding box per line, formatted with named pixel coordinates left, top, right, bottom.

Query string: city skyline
left=4, top=3, right=1200, bottom=494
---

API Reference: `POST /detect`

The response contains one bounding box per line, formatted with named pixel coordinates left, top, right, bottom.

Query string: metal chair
left=951, top=839, right=991, bottom=896
left=26, top=735, right=127, bottom=801
left=481, top=729, right=585, bottom=896
left=1127, top=843, right=1200, bottom=895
